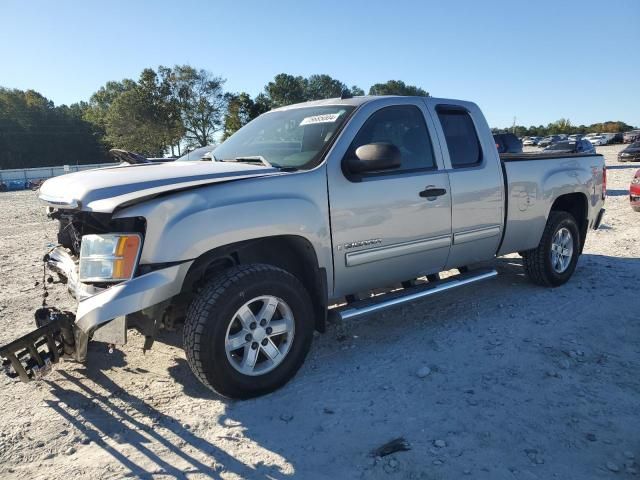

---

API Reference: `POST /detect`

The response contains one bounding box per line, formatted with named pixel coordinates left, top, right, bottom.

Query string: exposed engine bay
left=51, top=209, right=146, bottom=257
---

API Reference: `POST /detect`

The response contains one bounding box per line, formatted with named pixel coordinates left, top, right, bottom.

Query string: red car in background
left=631, top=169, right=640, bottom=212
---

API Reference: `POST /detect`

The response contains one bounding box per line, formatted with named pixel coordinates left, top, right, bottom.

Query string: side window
left=436, top=108, right=482, bottom=168
left=348, top=105, right=436, bottom=172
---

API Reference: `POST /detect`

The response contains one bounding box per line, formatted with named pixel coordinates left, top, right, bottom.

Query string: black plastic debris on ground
left=370, top=437, right=411, bottom=457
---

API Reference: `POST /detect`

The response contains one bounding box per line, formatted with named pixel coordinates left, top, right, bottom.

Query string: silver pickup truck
left=1, top=95, right=606, bottom=398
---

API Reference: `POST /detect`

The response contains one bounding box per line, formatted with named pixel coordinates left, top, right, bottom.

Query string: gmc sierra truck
left=0, top=95, right=606, bottom=399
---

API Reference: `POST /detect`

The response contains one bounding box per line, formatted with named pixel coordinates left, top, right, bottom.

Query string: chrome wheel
left=224, top=295, right=295, bottom=376
left=550, top=227, right=573, bottom=273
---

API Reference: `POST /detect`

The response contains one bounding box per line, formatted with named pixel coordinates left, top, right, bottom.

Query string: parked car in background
left=588, top=135, right=608, bottom=146
left=493, top=133, right=523, bottom=153
left=523, top=136, right=541, bottom=146
left=177, top=144, right=217, bottom=162
left=538, top=135, right=563, bottom=148
left=624, top=130, right=640, bottom=144
left=618, top=142, right=640, bottom=162
left=630, top=169, right=640, bottom=212
left=567, top=134, right=584, bottom=142
left=543, top=140, right=595, bottom=155
left=0, top=179, right=32, bottom=191
left=610, top=133, right=624, bottom=144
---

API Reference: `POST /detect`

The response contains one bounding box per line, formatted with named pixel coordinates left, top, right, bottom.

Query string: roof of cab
left=271, top=95, right=475, bottom=112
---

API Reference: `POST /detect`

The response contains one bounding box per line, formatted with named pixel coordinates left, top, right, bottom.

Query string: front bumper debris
left=1, top=244, right=193, bottom=382
left=0, top=308, right=75, bottom=382
left=45, top=247, right=103, bottom=300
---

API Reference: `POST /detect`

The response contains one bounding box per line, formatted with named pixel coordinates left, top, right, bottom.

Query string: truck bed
left=497, top=152, right=605, bottom=256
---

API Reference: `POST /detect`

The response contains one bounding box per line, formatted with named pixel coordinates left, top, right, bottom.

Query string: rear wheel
left=522, top=211, right=580, bottom=287
left=183, top=264, right=314, bottom=399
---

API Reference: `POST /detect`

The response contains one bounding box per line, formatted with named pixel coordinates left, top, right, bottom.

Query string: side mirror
left=347, top=143, right=401, bottom=174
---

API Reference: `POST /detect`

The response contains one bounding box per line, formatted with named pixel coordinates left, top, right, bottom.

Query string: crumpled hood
left=39, top=161, right=280, bottom=213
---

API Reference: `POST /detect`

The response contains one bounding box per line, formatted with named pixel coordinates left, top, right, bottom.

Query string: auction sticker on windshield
left=300, top=113, right=342, bottom=126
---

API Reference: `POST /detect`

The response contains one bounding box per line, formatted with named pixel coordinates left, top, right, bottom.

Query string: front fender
left=114, top=168, right=332, bottom=278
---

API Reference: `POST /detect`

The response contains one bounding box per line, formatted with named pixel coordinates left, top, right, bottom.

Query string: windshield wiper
left=224, top=156, right=272, bottom=167
left=221, top=156, right=297, bottom=171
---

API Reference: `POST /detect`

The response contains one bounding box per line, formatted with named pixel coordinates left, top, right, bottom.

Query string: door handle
left=419, top=186, right=447, bottom=199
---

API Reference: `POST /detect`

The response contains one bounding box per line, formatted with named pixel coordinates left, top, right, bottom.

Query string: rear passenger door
left=430, top=103, right=504, bottom=269
left=327, top=100, right=452, bottom=297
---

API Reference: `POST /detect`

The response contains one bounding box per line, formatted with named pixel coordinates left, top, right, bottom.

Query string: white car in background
left=523, top=136, right=541, bottom=146
left=588, top=135, right=607, bottom=146
left=568, top=134, right=584, bottom=142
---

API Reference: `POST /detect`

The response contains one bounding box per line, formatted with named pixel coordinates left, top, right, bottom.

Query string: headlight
left=632, top=178, right=640, bottom=185
left=79, top=234, right=142, bottom=283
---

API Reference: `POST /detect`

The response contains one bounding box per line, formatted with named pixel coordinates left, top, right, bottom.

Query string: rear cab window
left=436, top=107, right=483, bottom=168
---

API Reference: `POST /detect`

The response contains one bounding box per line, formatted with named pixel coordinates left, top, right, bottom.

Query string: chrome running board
left=329, top=269, right=497, bottom=322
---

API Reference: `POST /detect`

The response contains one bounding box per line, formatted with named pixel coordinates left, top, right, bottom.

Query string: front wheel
left=522, top=211, right=581, bottom=287
left=183, top=264, right=314, bottom=399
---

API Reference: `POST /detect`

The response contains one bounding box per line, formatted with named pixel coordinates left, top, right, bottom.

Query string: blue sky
left=1, top=0, right=638, bottom=128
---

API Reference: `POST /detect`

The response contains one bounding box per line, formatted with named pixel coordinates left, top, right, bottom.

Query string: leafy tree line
left=2, top=65, right=635, bottom=169
left=0, top=88, right=108, bottom=169
left=492, top=118, right=635, bottom=137
left=0, top=67, right=429, bottom=168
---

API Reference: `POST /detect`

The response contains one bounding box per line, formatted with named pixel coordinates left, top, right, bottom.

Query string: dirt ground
left=0, top=144, right=638, bottom=480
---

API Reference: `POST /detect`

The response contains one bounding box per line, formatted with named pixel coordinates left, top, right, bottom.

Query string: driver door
left=327, top=102, right=452, bottom=297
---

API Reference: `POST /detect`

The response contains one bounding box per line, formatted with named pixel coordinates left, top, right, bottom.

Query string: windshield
left=177, top=145, right=216, bottom=162
left=213, top=105, right=355, bottom=169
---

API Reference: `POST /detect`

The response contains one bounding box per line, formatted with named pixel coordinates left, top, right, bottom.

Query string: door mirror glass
left=347, top=143, right=401, bottom=173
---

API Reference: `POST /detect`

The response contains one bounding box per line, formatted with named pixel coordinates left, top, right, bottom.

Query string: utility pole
left=512, top=116, right=517, bottom=134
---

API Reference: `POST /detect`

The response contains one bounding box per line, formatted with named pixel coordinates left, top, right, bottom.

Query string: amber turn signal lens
left=113, top=235, right=141, bottom=280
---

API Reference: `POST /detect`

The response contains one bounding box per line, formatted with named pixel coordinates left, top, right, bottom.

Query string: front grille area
left=51, top=211, right=146, bottom=256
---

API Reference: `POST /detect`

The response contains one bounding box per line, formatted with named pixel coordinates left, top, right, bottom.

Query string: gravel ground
left=0, top=144, right=638, bottom=480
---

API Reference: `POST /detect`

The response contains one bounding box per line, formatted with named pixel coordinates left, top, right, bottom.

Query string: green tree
left=349, top=85, right=365, bottom=96
left=253, top=93, right=272, bottom=114
left=305, top=74, right=346, bottom=100
left=222, top=92, right=273, bottom=140
left=166, top=65, right=226, bottom=147
left=84, top=79, right=137, bottom=140
left=100, top=69, right=183, bottom=156
left=264, top=74, right=308, bottom=107
left=368, top=80, right=428, bottom=97
left=547, top=118, right=573, bottom=134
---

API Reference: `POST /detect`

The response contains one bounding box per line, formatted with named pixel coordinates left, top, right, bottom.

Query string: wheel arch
left=181, top=235, right=328, bottom=332
left=549, top=192, right=588, bottom=252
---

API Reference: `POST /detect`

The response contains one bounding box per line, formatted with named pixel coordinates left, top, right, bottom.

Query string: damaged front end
left=1, top=205, right=192, bottom=382
left=0, top=307, right=75, bottom=381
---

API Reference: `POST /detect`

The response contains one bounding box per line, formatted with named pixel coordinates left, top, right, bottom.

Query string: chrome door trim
left=345, top=234, right=452, bottom=267
left=453, top=225, right=501, bottom=245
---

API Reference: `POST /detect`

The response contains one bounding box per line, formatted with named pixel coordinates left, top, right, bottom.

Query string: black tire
left=183, top=263, right=314, bottom=399
left=522, top=211, right=581, bottom=287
